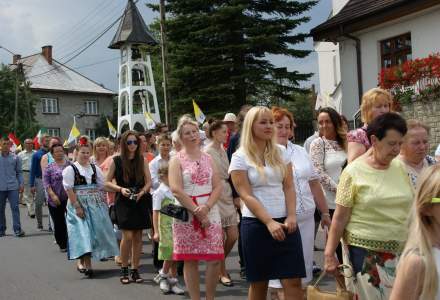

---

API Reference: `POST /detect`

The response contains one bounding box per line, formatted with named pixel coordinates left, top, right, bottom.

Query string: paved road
left=0, top=206, right=334, bottom=300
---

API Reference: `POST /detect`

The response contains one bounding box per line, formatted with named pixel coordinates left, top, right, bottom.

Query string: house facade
left=13, top=45, right=115, bottom=139
left=312, top=0, right=440, bottom=123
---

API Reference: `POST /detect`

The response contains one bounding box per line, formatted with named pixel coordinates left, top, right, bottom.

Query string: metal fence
left=294, top=121, right=315, bottom=145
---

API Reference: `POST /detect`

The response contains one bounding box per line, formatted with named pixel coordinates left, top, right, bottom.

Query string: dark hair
left=207, top=120, right=226, bottom=139
left=237, top=105, right=253, bottom=132
left=50, top=143, right=64, bottom=154
left=340, top=115, right=349, bottom=127
left=155, top=123, right=168, bottom=134
left=120, top=130, right=145, bottom=184
left=318, top=107, right=347, bottom=151
left=366, top=112, right=407, bottom=142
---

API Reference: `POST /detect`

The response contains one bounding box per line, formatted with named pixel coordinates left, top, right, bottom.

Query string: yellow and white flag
left=192, top=99, right=205, bottom=124
left=64, top=122, right=80, bottom=147
left=106, top=118, right=117, bottom=138
left=144, top=112, right=156, bottom=130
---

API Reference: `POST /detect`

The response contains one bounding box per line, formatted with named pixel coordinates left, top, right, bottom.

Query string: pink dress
left=347, top=125, right=370, bottom=150
left=172, top=151, right=224, bottom=261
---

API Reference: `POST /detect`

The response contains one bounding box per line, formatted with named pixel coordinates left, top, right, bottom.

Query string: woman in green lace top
left=324, top=113, right=414, bottom=300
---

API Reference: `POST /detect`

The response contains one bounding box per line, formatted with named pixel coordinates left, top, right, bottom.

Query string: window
left=41, top=98, right=59, bottom=114
left=85, top=100, right=98, bottom=115
left=380, top=33, right=412, bottom=68
left=46, top=128, right=60, bottom=137
left=86, top=128, right=96, bottom=141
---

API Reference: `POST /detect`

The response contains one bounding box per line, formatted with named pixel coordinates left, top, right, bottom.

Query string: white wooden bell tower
left=109, top=0, right=160, bottom=134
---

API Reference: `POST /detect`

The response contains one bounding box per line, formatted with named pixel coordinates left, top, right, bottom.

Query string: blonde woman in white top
left=391, top=164, right=440, bottom=300
left=229, top=106, right=305, bottom=300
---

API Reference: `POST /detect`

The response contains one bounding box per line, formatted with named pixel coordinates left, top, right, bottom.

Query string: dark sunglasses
left=126, top=140, right=138, bottom=146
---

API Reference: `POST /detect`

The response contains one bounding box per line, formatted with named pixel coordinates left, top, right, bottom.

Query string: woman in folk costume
left=62, top=136, right=119, bottom=278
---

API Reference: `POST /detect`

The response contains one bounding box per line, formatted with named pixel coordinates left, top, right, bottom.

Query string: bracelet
left=322, top=212, right=330, bottom=217
left=119, top=187, right=122, bottom=193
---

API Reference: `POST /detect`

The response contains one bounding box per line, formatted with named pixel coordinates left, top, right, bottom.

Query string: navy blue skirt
left=241, top=217, right=306, bottom=282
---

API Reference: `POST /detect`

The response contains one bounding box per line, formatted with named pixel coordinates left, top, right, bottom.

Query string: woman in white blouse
left=62, top=136, right=119, bottom=277
left=310, top=107, right=347, bottom=214
left=229, top=106, right=305, bottom=300
left=268, top=107, right=331, bottom=296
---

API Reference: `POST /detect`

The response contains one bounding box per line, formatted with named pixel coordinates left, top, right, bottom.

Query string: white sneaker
left=159, top=278, right=171, bottom=294
left=168, top=279, right=185, bottom=295
left=153, top=273, right=162, bottom=284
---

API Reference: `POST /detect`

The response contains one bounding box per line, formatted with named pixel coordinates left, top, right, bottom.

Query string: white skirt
left=269, top=210, right=315, bottom=287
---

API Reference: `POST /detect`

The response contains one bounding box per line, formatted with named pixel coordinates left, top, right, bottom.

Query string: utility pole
left=14, top=63, right=23, bottom=134
left=159, top=0, right=170, bottom=126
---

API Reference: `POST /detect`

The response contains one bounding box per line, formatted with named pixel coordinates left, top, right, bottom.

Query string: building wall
left=33, top=90, right=114, bottom=139
left=316, top=41, right=341, bottom=98
left=337, top=5, right=440, bottom=121
left=339, top=38, right=360, bottom=120
left=359, top=6, right=440, bottom=95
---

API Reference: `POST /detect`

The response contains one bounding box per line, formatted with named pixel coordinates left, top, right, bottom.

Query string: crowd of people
left=1, top=87, right=440, bottom=300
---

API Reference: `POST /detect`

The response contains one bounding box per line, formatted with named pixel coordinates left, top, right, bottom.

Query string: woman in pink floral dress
left=169, top=116, right=224, bottom=300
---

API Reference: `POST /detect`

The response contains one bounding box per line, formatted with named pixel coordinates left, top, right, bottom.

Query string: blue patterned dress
left=62, top=162, right=119, bottom=260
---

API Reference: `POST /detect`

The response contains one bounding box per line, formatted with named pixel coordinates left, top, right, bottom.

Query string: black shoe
left=37, top=225, right=43, bottom=230
left=29, top=215, right=35, bottom=219
left=239, top=269, right=246, bottom=279
left=130, top=269, right=144, bottom=283
left=312, top=262, right=322, bottom=275
left=15, top=230, right=25, bottom=237
left=84, top=269, right=94, bottom=278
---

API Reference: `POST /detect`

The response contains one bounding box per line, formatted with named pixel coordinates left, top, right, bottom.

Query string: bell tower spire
left=109, top=0, right=160, bottom=134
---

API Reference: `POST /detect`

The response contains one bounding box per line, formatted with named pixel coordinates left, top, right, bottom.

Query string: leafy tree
left=148, top=0, right=317, bottom=123
left=0, top=64, right=39, bottom=140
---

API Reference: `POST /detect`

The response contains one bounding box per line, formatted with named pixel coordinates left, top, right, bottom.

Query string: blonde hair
left=239, top=106, right=286, bottom=179
left=176, top=115, right=199, bottom=140
left=406, top=119, right=430, bottom=135
left=400, top=164, right=440, bottom=299
left=157, top=160, right=169, bottom=179
left=360, top=88, right=393, bottom=124
left=93, top=137, right=110, bottom=157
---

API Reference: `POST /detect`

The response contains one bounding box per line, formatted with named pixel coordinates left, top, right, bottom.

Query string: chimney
left=12, top=54, right=21, bottom=64
left=42, top=45, right=53, bottom=64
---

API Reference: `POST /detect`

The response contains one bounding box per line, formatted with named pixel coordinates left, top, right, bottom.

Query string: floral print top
left=347, top=125, right=370, bottom=149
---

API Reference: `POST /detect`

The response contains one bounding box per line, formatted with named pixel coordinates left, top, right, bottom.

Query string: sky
left=0, top=0, right=332, bottom=93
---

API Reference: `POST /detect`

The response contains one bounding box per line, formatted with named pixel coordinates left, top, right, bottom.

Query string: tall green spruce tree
left=153, top=0, right=317, bottom=120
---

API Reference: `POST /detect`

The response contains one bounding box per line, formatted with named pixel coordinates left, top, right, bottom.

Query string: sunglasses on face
left=126, top=140, right=138, bottom=145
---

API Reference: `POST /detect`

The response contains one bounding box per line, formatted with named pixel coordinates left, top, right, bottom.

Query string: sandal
left=120, top=267, right=130, bottom=284
left=77, top=263, right=86, bottom=274
left=130, top=269, right=144, bottom=283
left=219, top=274, right=233, bottom=287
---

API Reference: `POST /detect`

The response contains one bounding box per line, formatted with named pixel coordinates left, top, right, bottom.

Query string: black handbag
left=108, top=204, right=118, bottom=224
left=160, top=203, right=189, bottom=222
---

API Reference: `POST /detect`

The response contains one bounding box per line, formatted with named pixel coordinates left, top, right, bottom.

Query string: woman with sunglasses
left=105, top=130, right=152, bottom=284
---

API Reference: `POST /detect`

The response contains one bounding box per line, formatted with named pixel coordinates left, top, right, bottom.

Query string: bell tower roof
left=108, top=0, right=158, bottom=49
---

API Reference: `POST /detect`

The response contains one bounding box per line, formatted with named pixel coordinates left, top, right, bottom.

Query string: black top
left=113, top=156, right=144, bottom=190
left=71, top=163, right=97, bottom=186
left=108, top=0, right=157, bottom=49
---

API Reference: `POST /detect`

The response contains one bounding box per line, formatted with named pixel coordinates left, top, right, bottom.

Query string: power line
left=28, top=2, right=131, bottom=79
left=72, top=56, right=120, bottom=69
left=51, top=0, right=111, bottom=45
left=55, top=1, right=125, bottom=57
